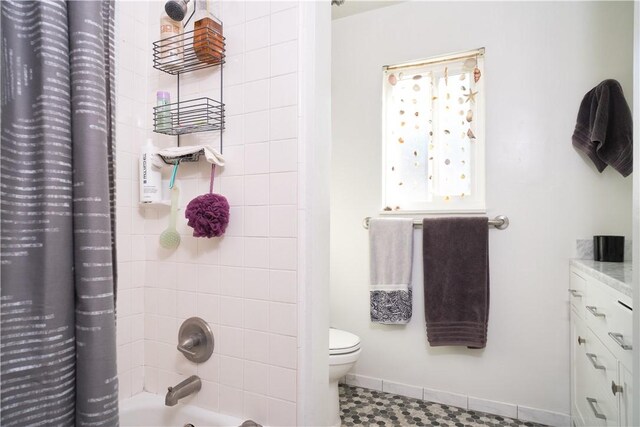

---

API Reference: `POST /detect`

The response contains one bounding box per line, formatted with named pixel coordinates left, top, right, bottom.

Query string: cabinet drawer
left=605, top=300, right=632, bottom=369
left=583, top=278, right=632, bottom=368
left=580, top=328, right=619, bottom=427
left=569, top=270, right=587, bottom=316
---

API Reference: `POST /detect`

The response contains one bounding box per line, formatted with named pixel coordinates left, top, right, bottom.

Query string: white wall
left=331, top=0, right=633, bottom=416
left=114, top=1, right=303, bottom=425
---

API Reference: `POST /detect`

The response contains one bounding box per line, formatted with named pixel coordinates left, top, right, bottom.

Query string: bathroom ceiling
left=332, top=0, right=406, bottom=20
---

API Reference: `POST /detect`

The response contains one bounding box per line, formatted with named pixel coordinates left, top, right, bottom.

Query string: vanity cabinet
left=569, top=265, right=632, bottom=427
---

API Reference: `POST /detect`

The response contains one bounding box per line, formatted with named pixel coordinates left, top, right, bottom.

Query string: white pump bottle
left=139, top=139, right=162, bottom=203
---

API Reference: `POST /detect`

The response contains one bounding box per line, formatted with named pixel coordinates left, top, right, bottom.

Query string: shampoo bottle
left=139, top=139, right=162, bottom=203
left=193, top=0, right=224, bottom=64
left=160, top=9, right=183, bottom=69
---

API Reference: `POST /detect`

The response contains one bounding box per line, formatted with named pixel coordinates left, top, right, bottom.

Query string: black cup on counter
left=593, top=235, right=624, bottom=262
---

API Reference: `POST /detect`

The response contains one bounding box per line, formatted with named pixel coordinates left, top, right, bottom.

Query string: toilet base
left=328, top=342, right=361, bottom=427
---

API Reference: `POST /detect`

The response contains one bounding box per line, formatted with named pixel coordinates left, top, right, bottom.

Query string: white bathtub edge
left=120, top=392, right=245, bottom=427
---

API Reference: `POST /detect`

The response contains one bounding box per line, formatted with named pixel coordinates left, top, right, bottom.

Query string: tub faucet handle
left=177, top=334, right=200, bottom=357
left=177, top=345, right=197, bottom=356
left=176, top=317, right=214, bottom=363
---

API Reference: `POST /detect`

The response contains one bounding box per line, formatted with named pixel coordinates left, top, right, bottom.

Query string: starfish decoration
left=464, top=88, right=478, bottom=103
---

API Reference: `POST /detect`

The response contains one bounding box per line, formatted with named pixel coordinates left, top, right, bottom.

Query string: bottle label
left=142, top=153, right=148, bottom=184
left=161, top=24, right=180, bottom=34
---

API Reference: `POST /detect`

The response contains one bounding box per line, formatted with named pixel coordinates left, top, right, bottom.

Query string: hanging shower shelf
left=153, top=27, right=226, bottom=75
left=153, top=97, right=224, bottom=136
left=151, top=11, right=225, bottom=145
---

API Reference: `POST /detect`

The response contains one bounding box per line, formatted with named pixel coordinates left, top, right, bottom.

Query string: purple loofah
left=185, top=193, right=230, bottom=238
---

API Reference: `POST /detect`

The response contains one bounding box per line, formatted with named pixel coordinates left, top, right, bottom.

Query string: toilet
left=329, top=328, right=361, bottom=427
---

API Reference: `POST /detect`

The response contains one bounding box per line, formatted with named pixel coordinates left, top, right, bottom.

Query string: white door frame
left=297, top=1, right=332, bottom=426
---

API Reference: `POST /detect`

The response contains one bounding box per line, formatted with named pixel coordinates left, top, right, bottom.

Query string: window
left=382, top=49, right=485, bottom=213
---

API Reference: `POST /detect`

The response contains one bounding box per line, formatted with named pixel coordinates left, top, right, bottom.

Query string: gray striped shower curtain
left=1, top=1, right=119, bottom=425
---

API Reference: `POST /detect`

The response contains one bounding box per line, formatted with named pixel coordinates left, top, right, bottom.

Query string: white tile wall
left=115, top=1, right=149, bottom=402
left=117, top=1, right=302, bottom=425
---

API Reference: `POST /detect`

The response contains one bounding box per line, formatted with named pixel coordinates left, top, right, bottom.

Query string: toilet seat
left=330, top=328, right=361, bottom=356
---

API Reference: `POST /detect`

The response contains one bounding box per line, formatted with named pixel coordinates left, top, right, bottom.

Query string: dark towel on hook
left=423, top=217, right=489, bottom=348
left=572, top=79, right=633, bottom=177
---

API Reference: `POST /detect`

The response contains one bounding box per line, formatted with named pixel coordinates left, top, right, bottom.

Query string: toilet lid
left=330, top=328, right=361, bottom=355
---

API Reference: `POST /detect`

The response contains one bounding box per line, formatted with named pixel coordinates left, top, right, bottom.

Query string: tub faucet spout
left=165, top=375, right=202, bottom=406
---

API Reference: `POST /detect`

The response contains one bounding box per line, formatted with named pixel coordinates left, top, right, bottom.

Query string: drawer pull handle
left=611, top=381, right=623, bottom=396
left=608, top=332, right=632, bottom=350
left=586, top=306, right=605, bottom=318
left=618, top=300, right=633, bottom=311
left=586, top=397, right=606, bottom=420
left=569, top=289, right=582, bottom=297
left=585, top=353, right=605, bottom=370
left=577, top=336, right=586, bottom=345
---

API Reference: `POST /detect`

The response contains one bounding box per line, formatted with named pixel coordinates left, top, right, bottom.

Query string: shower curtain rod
left=362, top=215, right=509, bottom=230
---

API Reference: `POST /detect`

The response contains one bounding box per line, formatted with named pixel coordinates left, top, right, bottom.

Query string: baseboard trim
left=342, top=373, right=382, bottom=391
left=345, top=374, right=570, bottom=427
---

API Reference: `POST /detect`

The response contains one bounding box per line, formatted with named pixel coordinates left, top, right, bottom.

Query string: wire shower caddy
left=152, top=6, right=225, bottom=157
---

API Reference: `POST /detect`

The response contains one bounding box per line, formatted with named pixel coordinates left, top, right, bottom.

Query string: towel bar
left=362, top=215, right=509, bottom=230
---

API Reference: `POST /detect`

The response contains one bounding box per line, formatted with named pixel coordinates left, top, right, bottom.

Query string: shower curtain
left=1, top=1, right=119, bottom=426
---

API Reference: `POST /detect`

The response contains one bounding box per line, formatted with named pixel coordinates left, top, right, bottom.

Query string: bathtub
left=120, top=392, right=243, bottom=427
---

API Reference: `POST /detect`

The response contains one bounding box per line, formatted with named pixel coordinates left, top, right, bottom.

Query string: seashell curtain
left=383, top=50, right=485, bottom=212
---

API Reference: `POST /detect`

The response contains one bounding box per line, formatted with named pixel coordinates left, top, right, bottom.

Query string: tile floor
left=339, top=385, right=546, bottom=427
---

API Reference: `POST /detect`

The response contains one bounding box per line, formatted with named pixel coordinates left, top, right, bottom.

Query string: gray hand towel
left=572, top=79, right=633, bottom=177
left=423, top=217, right=489, bottom=348
left=369, top=218, right=414, bottom=324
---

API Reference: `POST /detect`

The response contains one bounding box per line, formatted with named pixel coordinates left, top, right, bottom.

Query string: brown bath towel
left=423, top=217, right=489, bottom=348
left=572, top=79, right=633, bottom=177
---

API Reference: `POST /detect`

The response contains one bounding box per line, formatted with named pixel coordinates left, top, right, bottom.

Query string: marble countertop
left=570, top=259, right=632, bottom=298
